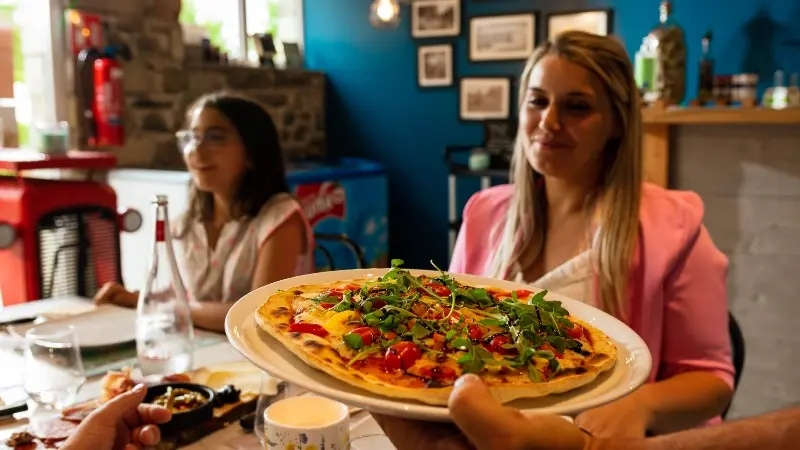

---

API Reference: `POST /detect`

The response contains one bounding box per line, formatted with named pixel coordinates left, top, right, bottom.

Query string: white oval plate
left=225, top=269, right=652, bottom=422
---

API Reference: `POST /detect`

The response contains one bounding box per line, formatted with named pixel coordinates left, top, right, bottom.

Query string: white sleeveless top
left=514, top=250, right=594, bottom=307
left=173, top=193, right=313, bottom=303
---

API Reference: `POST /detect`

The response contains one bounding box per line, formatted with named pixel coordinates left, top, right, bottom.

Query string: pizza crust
left=255, top=279, right=617, bottom=406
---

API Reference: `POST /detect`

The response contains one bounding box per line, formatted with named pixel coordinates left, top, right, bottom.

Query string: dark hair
left=181, top=91, right=289, bottom=230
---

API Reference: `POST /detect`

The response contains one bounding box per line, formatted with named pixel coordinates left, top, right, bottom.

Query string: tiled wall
left=672, top=124, right=800, bottom=419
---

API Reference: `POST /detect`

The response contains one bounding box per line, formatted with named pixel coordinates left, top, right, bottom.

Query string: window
left=0, top=0, right=65, bottom=149
left=180, top=0, right=303, bottom=66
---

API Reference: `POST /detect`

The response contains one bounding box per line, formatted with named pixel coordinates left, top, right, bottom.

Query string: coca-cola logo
left=295, top=182, right=346, bottom=226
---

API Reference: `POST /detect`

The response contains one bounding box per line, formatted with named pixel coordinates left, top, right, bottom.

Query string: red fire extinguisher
left=78, top=45, right=130, bottom=147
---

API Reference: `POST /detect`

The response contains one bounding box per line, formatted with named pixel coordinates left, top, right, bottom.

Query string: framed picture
left=469, top=13, right=536, bottom=62
left=411, top=0, right=461, bottom=38
left=459, top=77, right=512, bottom=121
left=546, top=9, right=613, bottom=41
left=418, top=44, right=454, bottom=88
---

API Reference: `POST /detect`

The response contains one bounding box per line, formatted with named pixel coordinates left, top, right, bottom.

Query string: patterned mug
left=263, top=395, right=350, bottom=450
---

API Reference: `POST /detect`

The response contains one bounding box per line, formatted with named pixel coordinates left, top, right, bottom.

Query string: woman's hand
left=94, top=282, right=138, bottom=308
left=62, top=384, right=171, bottom=450
left=376, top=374, right=589, bottom=450
left=574, top=392, right=653, bottom=438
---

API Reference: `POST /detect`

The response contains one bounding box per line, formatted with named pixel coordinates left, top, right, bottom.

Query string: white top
left=173, top=193, right=314, bottom=303
left=515, top=250, right=594, bottom=307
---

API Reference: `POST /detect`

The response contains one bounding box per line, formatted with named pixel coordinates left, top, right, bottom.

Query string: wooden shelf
left=641, top=106, right=800, bottom=189
left=642, top=107, right=800, bottom=125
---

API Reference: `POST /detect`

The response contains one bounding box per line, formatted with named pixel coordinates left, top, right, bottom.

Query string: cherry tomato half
left=320, top=303, right=335, bottom=310
left=371, top=299, right=387, bottom=310
left=467, top=324, right=484, bottom=341
left=288, top=322, right=329, bottom=338
left=425, top=283, right=451, bottom=298
left=566, top=323, right=584, bottom=339
left=484, top=335, right=514, bottom=355
left=349, top=327, right=381, bottom=346
left=538, top=343, right=564, bottom=358
left=384, top=342, right=422, bottom=371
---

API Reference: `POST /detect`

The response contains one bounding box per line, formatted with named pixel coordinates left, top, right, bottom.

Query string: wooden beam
left=642, top=123, right=669, bottom=188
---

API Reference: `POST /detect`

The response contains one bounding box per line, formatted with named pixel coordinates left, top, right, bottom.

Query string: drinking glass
left=348, top=433, right=396, bottom=450
left=23, top=325, right=86, bottom=410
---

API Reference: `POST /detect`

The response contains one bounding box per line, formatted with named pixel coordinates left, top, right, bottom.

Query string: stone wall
left=671, top=124, right=800, bottom=420
left=66, top=0, right=325, bottom=169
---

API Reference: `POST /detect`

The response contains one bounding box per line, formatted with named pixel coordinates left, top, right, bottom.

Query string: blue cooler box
left=287, top=157, right=389, bottom=271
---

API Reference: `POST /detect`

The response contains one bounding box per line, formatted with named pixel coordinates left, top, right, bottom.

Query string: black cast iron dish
left=144, top=383, right=217, bottom=435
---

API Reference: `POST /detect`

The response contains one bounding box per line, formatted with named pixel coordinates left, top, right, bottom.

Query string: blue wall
left=302, top=0, right=800, bottom=268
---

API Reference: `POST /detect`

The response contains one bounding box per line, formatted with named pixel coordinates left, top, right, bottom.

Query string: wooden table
left=0, top=298, right=391, bottom=449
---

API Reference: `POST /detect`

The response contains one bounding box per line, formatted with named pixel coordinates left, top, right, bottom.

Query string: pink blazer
left=450, top=183, right=735, bottom=390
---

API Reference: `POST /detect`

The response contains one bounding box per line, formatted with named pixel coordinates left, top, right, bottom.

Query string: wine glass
left=23, top=325, right=86, bottom=410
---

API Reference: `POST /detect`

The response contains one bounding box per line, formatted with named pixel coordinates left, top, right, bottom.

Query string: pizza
left=255, top=260, right=617, bottom=405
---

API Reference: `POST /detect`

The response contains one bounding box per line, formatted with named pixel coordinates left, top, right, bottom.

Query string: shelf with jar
left=633, top=1, right=800, bottom=189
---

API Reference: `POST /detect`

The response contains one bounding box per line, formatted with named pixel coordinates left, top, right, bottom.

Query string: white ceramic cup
left=263, top=395, right=350, bottom=450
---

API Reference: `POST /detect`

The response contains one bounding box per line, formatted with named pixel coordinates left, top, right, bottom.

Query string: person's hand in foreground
left=62, top=384, right=172, bottom=450
left=374, top=374, right=589, bottom=450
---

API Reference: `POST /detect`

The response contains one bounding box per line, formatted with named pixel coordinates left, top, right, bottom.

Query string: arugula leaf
left=333, top=301, right=354, bottom=312
left=451, top=337, right=471, bottom=350
left=546, top=336, right=567, bottom=355
left=363, top=310, right=385, bottom=327
left=528, top=365, right=541, bottom=382
left=445, top=329, right=457, bottom=341
left=343, top=333, right=364, bottom=350
left=346, top=345, right=382, bottom=367
left=457, top=347, right=486, bottom=374
left=391, top=258, right=405, bottom=267
left=411, top=323, right=431, bottom=340
left=483, top=358, right=514, bottom=367
left=548, top=358, right=560, bottom=373
left=479, top=318, right=506, bottom=327
left=379, top=314, right=400, bottom=331
left=533, top=350, right=554, bottom=359
left=429, top=260, right=447, bottom=274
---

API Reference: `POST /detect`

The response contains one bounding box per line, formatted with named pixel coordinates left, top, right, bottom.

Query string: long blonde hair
left=489, top=31, right=642, bottom=319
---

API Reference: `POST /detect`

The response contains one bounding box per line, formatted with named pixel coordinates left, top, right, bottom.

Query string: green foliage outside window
left=0, top=3, right=29, bottom=145
left=179, top=0, right=229, bottom=54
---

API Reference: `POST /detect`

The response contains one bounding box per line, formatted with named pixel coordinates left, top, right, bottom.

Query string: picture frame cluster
left=411, top=1, right=612, bottom=121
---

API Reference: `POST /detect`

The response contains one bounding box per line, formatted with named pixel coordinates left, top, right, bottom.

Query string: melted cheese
left=322, top=311, right=360, bottom=334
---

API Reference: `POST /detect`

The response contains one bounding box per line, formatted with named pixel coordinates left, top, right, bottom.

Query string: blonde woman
left=447, top=31, right=734, bottom=437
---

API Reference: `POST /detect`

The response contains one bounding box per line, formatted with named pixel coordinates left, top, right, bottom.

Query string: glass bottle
left=635, top=36, right=658, bottom=104
left=788, top=73, right=800, bottom=107
left=697, top=31, right=714, bottom=104
left=647, top=0, right=687, bottom=105
left=136, top=195, right=194, bottom=377
left=763, top=70, right=788, bottom=110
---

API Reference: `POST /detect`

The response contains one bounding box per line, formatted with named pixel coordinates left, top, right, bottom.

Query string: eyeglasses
left=175, top=129, right=230, bottom=154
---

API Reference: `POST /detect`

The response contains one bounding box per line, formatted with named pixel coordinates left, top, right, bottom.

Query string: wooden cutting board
left=155, top=362, right=263, bottom=450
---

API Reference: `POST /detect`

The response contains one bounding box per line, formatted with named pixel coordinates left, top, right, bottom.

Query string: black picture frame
left=411, top=0, right=462, bottom=39
left=459, top=77, right=513, bottom=122
left=468, top=12, right=538, bottom=62
left=417, top=44, right=454, bottom=88
left=544, top=8, right=614, bottom=42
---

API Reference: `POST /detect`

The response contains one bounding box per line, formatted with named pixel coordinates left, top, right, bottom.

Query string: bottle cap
left=154, top=195, right=169, bottom=205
